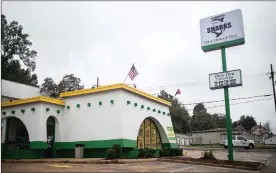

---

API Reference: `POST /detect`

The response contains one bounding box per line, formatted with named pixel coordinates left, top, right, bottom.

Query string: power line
left=142, top=72, right=269, bottom=91
left=182, top=94, right=273, bottom=106
left=187, top=97, right=273, bottom=112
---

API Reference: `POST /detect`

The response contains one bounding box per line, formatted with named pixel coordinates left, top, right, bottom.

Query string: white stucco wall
left=1, top=103, right=64, bottom=143
left=1, top=79, right=48, bottom=99
left=119, top=90, right=175, bottom=144
left=60, top=90, right=123, bottom=142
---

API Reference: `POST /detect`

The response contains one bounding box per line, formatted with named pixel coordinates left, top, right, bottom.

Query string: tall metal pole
left=221, top=47, right=234, bottom=161
left=270, top=64, right=276, bottom=113
left=97, top=77, right=99, bottom=87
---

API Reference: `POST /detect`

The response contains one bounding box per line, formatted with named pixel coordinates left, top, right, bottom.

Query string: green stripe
left=30, top=141, right=48, bottom=149
left=202, top=38, right=245, bottom=52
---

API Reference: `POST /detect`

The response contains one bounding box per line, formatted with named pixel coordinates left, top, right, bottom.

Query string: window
left=237, top=136, right=246, bottom=140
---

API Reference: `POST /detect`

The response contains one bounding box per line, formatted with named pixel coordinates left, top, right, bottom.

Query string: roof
left=59, top=83, right=171, bottom=106
left=1, top=96, right=65, bottom=108
left=251, top=125, right=268, bottom=132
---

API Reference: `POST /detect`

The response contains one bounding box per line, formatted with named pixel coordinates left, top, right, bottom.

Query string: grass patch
left=255, top=145, right=276, bottom=149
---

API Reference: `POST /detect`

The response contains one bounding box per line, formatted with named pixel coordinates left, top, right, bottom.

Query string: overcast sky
left=2, top=1, right=276, bottom=132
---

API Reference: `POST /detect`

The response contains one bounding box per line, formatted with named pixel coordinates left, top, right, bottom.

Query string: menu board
left=150, top=123, right=157, bottom=149
left=157, top=131, right=161, bottom=149
left=137, top=123, right=144, bottom=149
left=145, top=119, right=151, bottom=148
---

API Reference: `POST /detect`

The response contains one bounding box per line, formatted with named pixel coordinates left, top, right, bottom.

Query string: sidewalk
left=261, top=154, right=276, bottom=172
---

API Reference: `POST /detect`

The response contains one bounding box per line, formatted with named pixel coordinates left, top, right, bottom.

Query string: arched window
left=137, top=118, right=162, bottom=149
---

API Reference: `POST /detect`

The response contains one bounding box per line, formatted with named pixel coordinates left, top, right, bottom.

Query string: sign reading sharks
left=200, top=9, right=245, bottom=52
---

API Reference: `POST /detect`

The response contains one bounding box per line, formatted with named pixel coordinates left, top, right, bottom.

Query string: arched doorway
left=137, top=118, right=162, bottom=149
left=45, top=116, right=56, bottom=158
left=4, top=117, right=30, bottom=150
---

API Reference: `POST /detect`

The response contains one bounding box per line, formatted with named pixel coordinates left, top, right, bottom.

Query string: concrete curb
left=157, top=158, right=264, bottom=171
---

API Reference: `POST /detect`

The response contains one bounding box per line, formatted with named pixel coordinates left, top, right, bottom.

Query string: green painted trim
left=11, top=110, right=15, bottom=114
left=141, top=105, right=144, bottom=109
left=162, top=143, right=177, bottom=149
left=2, top=111, right=6, bottom=115
left=30, top=141, right=47, bottom=149
left=57, top=110, right=60, bottom=114
left=127, top=101, right=131, bottom=105
left=77, top=104, right=80, bottom=108
left=31, top=108, right=35, bottom=111
left=202, top=38, right=245, bottom=52
left=87, top=103, right=91, bottom=107
left=99, top=101, right=102, bottom=106
left=134, top=103, right=138, bottom=107
left=66, top=105, right=70, bottom=110
left=110, top=100, right=114, bottom=104
left=55, top=139, right=136, bottom=150
left=46, top=108, right=50, bottom=112
left=21, top=109, right=25, bottom=113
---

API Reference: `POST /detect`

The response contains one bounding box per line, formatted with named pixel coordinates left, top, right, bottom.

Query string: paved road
left=261, top=153, right=276, bottom=173
left=2, top=162, right=259, bottom=172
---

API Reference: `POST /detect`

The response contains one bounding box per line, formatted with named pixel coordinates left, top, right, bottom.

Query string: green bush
left=203, top=150, right=216, bottom=160
left=137, top=148, right=156, bottom=158
left=159, top=148, right=183, bottom=157
left=111, top=144, right=121, bottom=159
left=106, top=149, right=116, bottom=159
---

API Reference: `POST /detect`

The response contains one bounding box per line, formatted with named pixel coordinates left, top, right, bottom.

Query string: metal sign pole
left=221, top=47, right=234, bottom=161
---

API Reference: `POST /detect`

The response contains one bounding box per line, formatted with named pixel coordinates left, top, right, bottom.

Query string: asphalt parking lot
left=183, top=150, right=274, bottom=163
left=2, top=162, right=259, bottom=172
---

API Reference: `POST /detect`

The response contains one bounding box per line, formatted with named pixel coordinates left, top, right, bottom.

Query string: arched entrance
left=137, top=118, right=162, bottom=149
left=45, top=116, right=56, bottom=158
left=4, top=117, right=30, bottom=150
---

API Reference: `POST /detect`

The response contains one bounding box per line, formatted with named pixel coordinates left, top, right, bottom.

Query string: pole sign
left=209, top=69, right=242, bottom=90
left=200, top=9, right=245, bottom=52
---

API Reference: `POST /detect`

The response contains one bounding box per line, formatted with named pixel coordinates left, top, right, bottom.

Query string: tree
left=263, top=121, right=271, bottom=133
left=232, top=115, right=257, bottom=131
left=211, top=113, right=226, bottom=128
left=1, top=14, right=38, bottom=86
left=158, top=90, right=191, bottom=134
left=40, top=74, right=85, bottom=98
left=191, top=103, right=216, bottom=131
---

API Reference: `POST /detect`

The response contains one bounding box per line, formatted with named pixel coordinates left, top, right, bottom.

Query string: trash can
left=75, top=144, right=84, bottom=158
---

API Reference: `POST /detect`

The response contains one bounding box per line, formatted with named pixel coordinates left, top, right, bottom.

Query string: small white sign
left=209, top=69, right=242, bottom=90
left=200, top=9, right=245, bottom=52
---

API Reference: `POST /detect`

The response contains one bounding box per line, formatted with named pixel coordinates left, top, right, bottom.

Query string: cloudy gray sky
left=2, top=1, right=276, bottom=132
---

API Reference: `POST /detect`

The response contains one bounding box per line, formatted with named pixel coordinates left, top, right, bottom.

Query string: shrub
left=106, top=149, right=116, bottom=159
left=137, top=148, right=156, bottom=158
left=111, top=144, right=121, bottom=159
left=203, top=150, right=216, bottom=160
left=179, top=149, right=183, bottom=156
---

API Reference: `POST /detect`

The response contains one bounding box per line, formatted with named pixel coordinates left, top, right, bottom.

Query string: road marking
left=49, top=164, right=73, bottom=168
left=169, top=165, right=195, bottom=172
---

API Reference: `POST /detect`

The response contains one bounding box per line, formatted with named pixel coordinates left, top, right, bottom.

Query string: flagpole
left=123, top=63, right=134, bottom=84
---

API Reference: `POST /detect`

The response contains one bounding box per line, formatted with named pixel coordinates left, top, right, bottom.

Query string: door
left=237, top=136, right=248, bottom=147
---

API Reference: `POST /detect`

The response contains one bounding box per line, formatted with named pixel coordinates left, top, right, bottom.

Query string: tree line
left=2, top=14, right=272, bottom=135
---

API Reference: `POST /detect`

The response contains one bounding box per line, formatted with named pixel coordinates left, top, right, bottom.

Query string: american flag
left=128, top=64, right=139, bottom=80
left=174, top=89, right=181, bottom=96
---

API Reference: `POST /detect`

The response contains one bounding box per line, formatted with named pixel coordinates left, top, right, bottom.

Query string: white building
left=264, top=136, right=276, bottom=145
left=1, top=82, right=177, bottom=159
left=175, top=133, right=191, bottom=146
left=1, top=79, right=48, bottom=102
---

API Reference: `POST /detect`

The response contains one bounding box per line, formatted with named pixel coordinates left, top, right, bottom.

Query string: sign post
left=200, top=9, right=245, bottom=161
left=221, top=47, right=234, bottom=161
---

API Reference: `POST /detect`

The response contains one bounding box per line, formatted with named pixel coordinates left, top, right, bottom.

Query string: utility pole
left=97, top=77, right=99, bottom=87
left=270, top=64, right=276, bottom=113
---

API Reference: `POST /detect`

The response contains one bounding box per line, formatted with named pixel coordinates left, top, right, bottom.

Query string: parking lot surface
left=2, top=162, right=259, bottom=172
left=184, top=150, right=274, bottom=163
